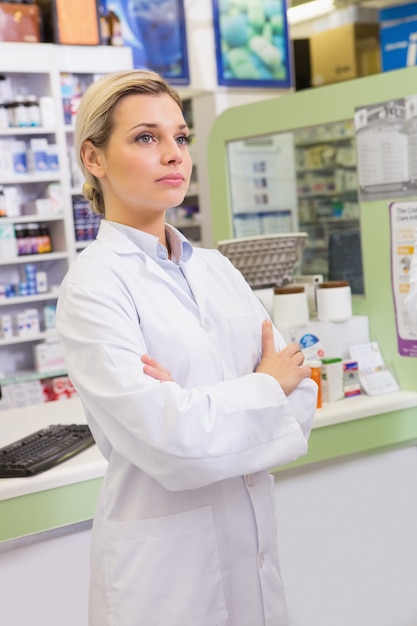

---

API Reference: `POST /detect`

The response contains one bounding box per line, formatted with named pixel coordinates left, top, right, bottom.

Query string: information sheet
left=390, top=200, right=417, bottom=356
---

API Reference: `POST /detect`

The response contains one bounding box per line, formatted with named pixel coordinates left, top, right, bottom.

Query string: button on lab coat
left=56, top=221, right=317, bottom=626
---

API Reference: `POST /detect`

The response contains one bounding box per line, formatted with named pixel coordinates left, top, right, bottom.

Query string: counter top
left=1, top=390, right=417, bottom=503
left=313, top=390, right=417, bottom=428
left=0, top=398, right=106, bottom=502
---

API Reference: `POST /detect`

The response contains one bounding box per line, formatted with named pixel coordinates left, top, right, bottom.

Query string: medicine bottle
left=273, top=284, right=309, bottom=329
left=38, top=223, right=52, bottom=253
left=26, top=94, right=41, bottom=127
left=0, top=186, right=6, bottom=217
left=305, top=359, right=322, bottom=409
left=0, top=100, right=8, bottom=129
left=316, top=280, right=352, bottom=323
left=108, top=10, right=124, bottom=46
left=13, top=95, right=28, bottom=127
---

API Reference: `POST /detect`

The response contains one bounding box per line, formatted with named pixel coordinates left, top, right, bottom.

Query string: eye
left=136, top=133, right=154, bottom=144
left=177, top=134, right=191, bottom=146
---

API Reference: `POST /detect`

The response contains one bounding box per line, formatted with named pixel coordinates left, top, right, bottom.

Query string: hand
left=255, top=319, right=312, bottom=396
left=141, top=354, right=174, bottom=382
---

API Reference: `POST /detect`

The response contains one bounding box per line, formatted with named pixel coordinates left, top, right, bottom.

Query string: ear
left=81, top=140, right=106, bottom=178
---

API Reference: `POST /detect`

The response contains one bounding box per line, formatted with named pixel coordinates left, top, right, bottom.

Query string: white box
left=33, top=341, right=65, bottom=372
left=321, top=358, right=344, bottom=402
left=0, top=314, right=12, bottom=338
left=0, top=223, right=17, bottom=258
left=281, top=315, right=370, bottom=360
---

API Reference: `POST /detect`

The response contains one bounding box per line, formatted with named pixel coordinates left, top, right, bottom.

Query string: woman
left=56, top=69, right=317, bottom=626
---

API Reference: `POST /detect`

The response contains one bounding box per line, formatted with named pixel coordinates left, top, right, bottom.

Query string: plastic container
left=316, top=280, right=352, bottom=322
left=273, top=284, right=309, bottom=329
left=305, top=359, right=322, bottom=408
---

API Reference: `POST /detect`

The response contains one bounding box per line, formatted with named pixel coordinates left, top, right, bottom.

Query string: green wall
left=207, top=66, right=417, bottom=393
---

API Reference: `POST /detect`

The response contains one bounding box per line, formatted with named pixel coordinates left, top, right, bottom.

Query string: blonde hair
left=74, top=69, right=183, bottom=215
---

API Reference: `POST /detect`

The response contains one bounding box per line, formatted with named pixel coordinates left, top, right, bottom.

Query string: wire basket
left=217, top=232, right=307, bottom=289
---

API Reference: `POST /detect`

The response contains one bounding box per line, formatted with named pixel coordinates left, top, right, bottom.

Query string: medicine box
left=321, top=357, right=344, bottom=402
left=33, top=340, right=66, bottom=373
left=343, top=359, right=361, bottom=397
left=380, top=2, right=417, bottom=71
left=0, top=222, right=17, bottom=259
left=42, top=376, right=77, bottom=402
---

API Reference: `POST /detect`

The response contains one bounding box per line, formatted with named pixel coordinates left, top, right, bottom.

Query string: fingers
left=141, top=354, right=174, bottom=382
left=261, top=319, right=275, bottom=357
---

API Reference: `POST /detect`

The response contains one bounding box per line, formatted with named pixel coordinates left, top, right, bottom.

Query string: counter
left=1, top=390, right=417, bottom=543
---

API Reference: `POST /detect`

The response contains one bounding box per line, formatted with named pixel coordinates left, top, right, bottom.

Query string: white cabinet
left=0, top=43, right=132, bottom=402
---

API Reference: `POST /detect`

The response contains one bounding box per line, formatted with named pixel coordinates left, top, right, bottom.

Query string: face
left=82, top=92, right=193, bottom=232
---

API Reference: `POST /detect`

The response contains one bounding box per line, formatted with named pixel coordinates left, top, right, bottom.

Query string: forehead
left=112, top=92, right=184, bottom=127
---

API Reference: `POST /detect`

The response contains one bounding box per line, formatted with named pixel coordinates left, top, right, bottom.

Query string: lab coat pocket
left=104, top=505, right=228, bottom=626
left=228, top=315, right=261, bottom=376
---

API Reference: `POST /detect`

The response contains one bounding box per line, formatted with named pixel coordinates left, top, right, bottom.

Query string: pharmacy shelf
left=0, top=43, right=133, bottom=393
left=0, top=293, right=58, bottom=307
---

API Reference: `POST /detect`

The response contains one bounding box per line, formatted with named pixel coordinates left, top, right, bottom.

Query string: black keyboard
left=0, top=424, right=95, bottom=478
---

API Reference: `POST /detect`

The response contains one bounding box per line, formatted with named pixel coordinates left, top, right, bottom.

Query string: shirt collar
left=106, top=220, right=193, bottom=265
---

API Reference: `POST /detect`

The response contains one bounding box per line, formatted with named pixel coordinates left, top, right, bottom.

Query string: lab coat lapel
left=181, top=254, right=207, bottom=320
left=96, top=221, right=206, bottom=316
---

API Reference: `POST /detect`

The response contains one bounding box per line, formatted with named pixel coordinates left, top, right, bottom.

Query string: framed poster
left=212, top=0, right=293, bottom=89
left=100, top=0, right=190, bottom=85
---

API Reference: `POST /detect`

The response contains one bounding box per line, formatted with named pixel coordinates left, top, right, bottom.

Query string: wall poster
left=212, top=0, right=293, bottom=89
left=227, top=132, right=298, bottom=238
left=100, top=0, right=190, bottom=84
left=354, top=96, right=417, bottom=201
left=389, top=200, right=417, bottom=356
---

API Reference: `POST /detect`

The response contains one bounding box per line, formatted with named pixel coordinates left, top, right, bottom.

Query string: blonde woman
left=56, top=69, right=317, bottom=626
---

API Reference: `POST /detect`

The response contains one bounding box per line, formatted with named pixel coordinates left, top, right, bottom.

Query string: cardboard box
left=36, top=0, right=100, bottom=45
left=0, top=3, right=41, bottom=43
left=380, top=2, right=417, bottom=71
left=310, top=23, right=381, bottom=86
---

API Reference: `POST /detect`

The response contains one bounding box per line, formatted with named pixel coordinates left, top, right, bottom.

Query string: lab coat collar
left=96, top=220, right=208, bottom=318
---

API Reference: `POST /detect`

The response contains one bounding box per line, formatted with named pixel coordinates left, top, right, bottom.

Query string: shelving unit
left=0, top=43, right=132, bottom=405
left=293, top=120, right=362, bottom=285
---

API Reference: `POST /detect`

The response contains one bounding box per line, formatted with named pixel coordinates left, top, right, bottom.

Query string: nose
left=162, top=139, right=183, bottom=165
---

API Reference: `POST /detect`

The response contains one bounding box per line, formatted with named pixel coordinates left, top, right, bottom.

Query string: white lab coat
left=56, top=220, right=317, bottom=626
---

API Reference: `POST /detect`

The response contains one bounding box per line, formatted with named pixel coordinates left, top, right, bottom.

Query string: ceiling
left=288, top=0, right=411, bottom=8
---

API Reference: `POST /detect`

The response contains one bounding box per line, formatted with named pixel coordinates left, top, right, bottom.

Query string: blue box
left=100, top=0, right=189, bottom=85
left=380, top=2, right=417, bottom=71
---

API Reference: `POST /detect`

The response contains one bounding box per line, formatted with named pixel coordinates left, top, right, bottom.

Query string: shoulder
left=192, top=246, right=234, bottom=268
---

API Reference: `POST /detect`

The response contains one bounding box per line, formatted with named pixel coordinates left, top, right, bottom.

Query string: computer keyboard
left=0, top=424, right=95, bottom=478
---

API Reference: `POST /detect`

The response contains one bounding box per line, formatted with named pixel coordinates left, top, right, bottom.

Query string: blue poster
left=212, top=0, right=293, bottom=88
left=101, top=1, right=190, bottom=84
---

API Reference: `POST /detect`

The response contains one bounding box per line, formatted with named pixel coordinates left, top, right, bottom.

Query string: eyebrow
left=127, top=122, right=189, bottom=133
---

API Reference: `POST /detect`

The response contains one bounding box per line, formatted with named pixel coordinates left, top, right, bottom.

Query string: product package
left=42, top=375, right=77, bottom=401
left=343, top=360, right=361, bottom=397
left=36, top=0, right=100, bottom=44
left=321, top=357, right=344, bottom=402
left=0, top=3, right=41, bottom=43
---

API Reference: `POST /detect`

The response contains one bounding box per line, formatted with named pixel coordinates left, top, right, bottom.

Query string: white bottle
left=0, top=100, right=8, bottom=129
left=13, top=95, right=28, bottom=127
left=26, top=94, right=41, bottom=127
left=273, top=284, right=309, bottom=329
left=316, top=281, right=352, bottom=322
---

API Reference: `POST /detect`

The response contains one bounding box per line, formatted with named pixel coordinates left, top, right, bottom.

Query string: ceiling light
left=287, top=0, right=335, bottom=25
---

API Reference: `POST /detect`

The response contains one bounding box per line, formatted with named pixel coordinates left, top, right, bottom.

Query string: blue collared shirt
left=107, top=221, right=195, bottom=302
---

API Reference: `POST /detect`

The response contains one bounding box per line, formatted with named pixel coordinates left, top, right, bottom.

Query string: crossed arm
left=141, top=320, right=311, bottom=397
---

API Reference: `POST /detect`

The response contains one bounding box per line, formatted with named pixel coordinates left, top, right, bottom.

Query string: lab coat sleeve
left=227, top=261, right=317, bottom=441
left=56, top=261, right=317, bottom=492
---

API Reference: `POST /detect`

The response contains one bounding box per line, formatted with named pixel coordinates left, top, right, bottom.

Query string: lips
left=156, top=174, right=185, bottom=182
